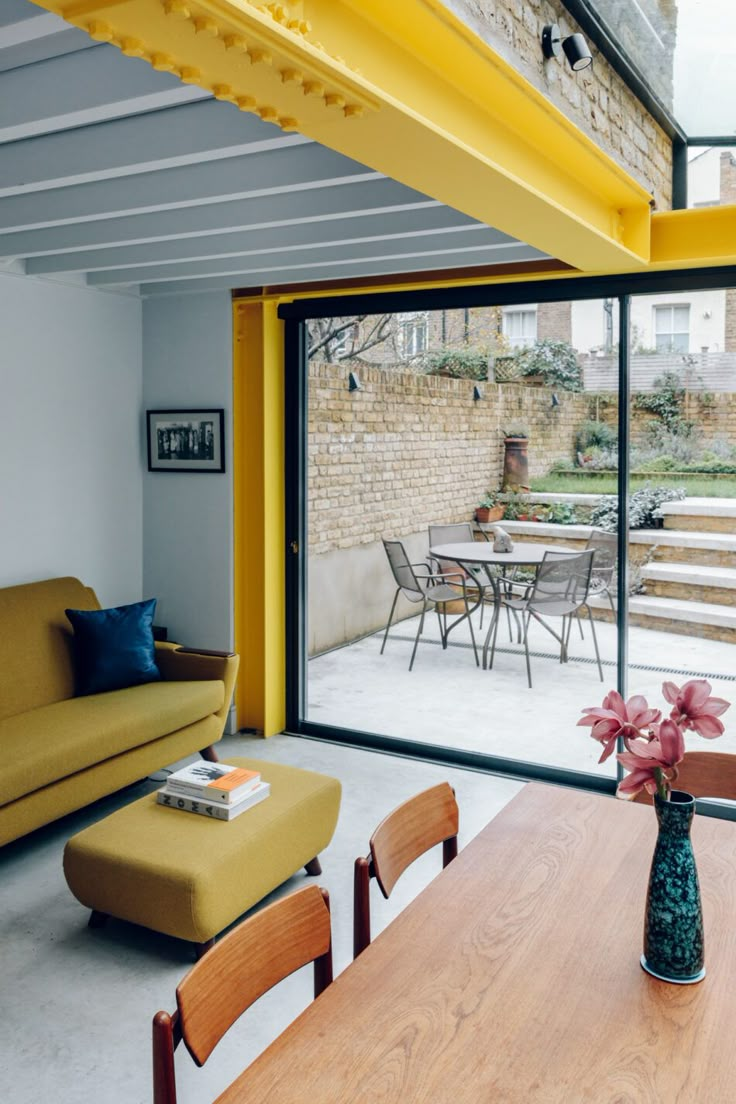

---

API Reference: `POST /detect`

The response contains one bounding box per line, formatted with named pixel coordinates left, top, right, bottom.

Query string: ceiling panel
left=0, top=0, right=548, bottom=295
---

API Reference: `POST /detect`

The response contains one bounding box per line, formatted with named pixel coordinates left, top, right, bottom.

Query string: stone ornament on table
left=492, top=526, right=514, bottom=553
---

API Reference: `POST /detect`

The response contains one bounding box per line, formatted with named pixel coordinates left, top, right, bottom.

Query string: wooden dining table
left=215, top=783, right=736, bottom=1103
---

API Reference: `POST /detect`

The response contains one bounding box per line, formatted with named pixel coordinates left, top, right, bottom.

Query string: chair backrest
left=586, top=529, right=617, bottom=583
left=633, top=751, right=736, bottom=805
left=383, top=539, right=423, bottom=599
left=428, top=523, right=475, bottom=575
left=353, top=783, right=459, bottom=957
left=528, top=549, right=595, bottom=611
left=152, top=885, right=332, bottom=1102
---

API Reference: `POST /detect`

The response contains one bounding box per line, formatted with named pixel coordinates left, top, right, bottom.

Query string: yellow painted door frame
left=233, top=299, right=285, bottom=735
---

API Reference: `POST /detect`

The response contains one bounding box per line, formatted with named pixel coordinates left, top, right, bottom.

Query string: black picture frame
left=146, top=409, right=225, bottom=473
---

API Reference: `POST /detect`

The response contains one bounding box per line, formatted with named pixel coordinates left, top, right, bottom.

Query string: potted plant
left=502, top=423, right=530, bottom=492
left=475, top=491, right=504, bottom=524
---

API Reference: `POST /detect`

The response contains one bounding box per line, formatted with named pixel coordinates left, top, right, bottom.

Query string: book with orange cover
left=165, top=762, right=261, bottom=804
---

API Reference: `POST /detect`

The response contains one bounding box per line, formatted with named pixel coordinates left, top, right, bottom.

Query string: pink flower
left=616, top=719, right=686, bottom=799
left=662, top=679, right=730, bottom=739
left=578, top=691, right=661, bottom=763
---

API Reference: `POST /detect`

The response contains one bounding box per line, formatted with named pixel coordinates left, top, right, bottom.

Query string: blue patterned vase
left=641, top=790, right=705, bottom=985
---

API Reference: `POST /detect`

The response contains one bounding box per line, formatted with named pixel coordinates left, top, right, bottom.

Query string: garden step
left=661, top=499, right=736, bottom=534
left=588, top=593, right=736, bottom=644
left=641, top=563, right=736, bottom=605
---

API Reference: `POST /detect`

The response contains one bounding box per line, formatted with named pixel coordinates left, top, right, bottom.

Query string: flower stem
left=654, top=767, right=669, bottom=801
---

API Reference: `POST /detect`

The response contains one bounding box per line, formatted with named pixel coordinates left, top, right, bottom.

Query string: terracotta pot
left=476, top=505, right=504, bottom=524
left=502, top=436, right=530, bottom=493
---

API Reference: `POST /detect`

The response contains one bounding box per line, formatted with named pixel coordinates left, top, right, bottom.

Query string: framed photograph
left=146, top=409, right=225, bottom=473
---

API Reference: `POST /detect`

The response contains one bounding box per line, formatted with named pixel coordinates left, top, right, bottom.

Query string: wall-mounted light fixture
left=542, top=24, right=592, bottom=71
left=473, top=385, right=483, bottom=402
left=551, top=392, right=561, bottom=408
left=348, top=371, right=361, bottom=392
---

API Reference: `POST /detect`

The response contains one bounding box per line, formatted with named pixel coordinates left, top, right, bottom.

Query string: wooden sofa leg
left=89, top=910, right=108, bottom=929
left=199, top=745, right=219, bottom=762
left=194, top=938, right=215, bottom=960
left=305, top=857, right=322, bottom=876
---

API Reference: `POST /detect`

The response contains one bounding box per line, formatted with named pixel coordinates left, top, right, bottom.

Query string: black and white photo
left=146, top=409, right=225, bottom=472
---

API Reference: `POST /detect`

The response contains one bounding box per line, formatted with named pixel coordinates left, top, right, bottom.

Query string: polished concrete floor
left=0, top=733, right=522, bottom=1104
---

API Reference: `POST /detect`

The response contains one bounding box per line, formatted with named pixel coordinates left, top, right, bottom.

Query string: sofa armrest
left=155, top=643, right=240, bottom=725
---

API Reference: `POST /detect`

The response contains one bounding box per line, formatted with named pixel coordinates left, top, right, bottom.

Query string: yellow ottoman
left=63, top=758, right=341, bottom=956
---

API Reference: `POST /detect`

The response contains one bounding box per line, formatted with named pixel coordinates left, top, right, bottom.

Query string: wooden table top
left=215, top=784, right=736, bottom=1103
left=430, top=540, right=568, bottom=567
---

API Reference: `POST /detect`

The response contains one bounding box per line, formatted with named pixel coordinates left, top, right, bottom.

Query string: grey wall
left=0, top=273, right=143, bottom=604
left=142, top=293, right=234, bottom=651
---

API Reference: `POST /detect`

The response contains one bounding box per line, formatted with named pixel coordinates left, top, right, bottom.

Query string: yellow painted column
left=233, top=299, right=285, bottom=736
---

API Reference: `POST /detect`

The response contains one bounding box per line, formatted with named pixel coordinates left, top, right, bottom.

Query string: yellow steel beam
left=650, top=206, right=736, bottom=269
left=39, top=0, right=653, bottom=272
left=232, top=299, right=285, bottom=737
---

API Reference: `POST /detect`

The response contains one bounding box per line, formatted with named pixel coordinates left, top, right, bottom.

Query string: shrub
left=550, top=457, right=576, bottom=472
left=639, top=455, right=678, bottom=472
left=545, top=502, right=578, bottom=525
left=498, top=492, right=530, bottom=519
left=576, top=419, right=617, bottom=453
left=421, top=348, right=487, bottom=380
left=512, top=339, right=582, bottom=392
left=634, top=372, right=693, bottom=437
left=590, top=484, right=686, bottom=532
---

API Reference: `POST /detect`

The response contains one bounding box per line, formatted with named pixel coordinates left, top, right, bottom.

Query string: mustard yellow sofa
left=0, top=577, right=239, bottom=847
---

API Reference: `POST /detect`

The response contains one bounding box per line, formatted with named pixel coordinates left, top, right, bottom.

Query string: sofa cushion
left=65, top=598, right=161, bottom=695
left=0, top=577, right=100, bottom=722
left=0, top=680, right=224, bottom=806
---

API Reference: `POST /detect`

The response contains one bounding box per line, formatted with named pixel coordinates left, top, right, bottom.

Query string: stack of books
left=157, top=762, right=270, bottom=821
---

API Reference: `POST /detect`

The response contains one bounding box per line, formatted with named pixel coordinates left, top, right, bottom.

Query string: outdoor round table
left=429, top=540, right=571, bottom=668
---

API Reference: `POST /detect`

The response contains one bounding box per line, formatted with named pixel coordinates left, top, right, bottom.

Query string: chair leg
left=488, top=599, right=502, bottom=670
left=523, top=613, right=533, bottom=689
left=463, top=591, right=480, bottom=667
left=576, top=609, right=585, bottom=640
left=409, top=602, right=427, bottom=671
left=380, top=589, right=400, bottom=655
left=587, top=605, right=604, bottom=682
left=607, top=589, right=616, bottom=617
left=152, top=1011, right=178, bottom=1104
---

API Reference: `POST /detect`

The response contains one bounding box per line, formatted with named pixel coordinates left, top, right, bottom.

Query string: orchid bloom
left=616, top=719, right=686, bottom=800
left=662, top=679, right=730, bottom=739
left=577, top=690, right=661, bottom=763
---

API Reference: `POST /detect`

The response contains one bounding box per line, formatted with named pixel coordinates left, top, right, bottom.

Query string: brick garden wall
left=308, top=361, right=588, bottom=557
left=594, top=391, right=736, bottom=449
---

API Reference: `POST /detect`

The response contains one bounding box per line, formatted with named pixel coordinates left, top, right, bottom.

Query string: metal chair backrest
left=383, top=539, right=424, bottom=600
left=428, top=523, right=475, bottom=575
left=586, top=529, right=617, bottom=584
left=528, top=549, right=595, bottom=612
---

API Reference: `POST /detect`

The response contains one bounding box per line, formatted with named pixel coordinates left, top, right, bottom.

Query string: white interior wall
left=142, top=293, right=234, bottom=651
left=0, top=273, right=143, bottom=605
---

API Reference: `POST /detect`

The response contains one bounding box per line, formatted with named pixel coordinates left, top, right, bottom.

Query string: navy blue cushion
left=65, top=598, right=161, bottom=696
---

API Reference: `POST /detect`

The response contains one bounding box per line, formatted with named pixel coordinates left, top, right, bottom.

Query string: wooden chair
left=353, top=782, right=459, bottom=958
left=152, top=884, right=333, bottom=1104
left=633, top=751, right=736, bottom=805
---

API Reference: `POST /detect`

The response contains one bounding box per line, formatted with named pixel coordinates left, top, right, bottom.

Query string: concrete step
left=661, top=498, right=736, bottom=534
left=641, top=562, right=736, bottom=605
left=588, top=593, right=736, bottom=643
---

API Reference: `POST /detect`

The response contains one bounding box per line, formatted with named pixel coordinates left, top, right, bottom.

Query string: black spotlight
left=563, top=32, right=592, bottom=72
left=348, top=371, right=361, bottom=392
left=542, top=24, right=592, bottom=72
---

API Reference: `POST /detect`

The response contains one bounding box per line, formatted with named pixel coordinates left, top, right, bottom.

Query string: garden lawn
left=531, top=474, right=736, bottom=497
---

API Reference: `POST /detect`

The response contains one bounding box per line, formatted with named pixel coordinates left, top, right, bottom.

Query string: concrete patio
left=308, top=609, right=736, bottom=776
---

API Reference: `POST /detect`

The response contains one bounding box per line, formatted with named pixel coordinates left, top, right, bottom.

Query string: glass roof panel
left=585, top=0, right=736, bottom=138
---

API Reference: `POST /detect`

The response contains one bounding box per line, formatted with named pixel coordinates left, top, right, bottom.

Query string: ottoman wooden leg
left=194, top=938, right=216, bottom=960
left=199, top=745, right=219, bottom=762
left=89, top=910, right=108, bottom=929
left=305, top=857, right=322, bottom=876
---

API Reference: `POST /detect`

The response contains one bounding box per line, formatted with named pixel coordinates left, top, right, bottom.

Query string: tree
left=307, top=315, right=396, bottom=361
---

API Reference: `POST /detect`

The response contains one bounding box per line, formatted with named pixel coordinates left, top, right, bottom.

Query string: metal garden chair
left=488, top=548, right=604, bottom=688
left=380, top=539, right=480, bottom=670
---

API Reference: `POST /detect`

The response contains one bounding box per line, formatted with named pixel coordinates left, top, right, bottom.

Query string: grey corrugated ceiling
left=0, top=0, right=547, bottom=297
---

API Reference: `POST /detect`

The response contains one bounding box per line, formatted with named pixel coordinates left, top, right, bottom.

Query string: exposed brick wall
left=308, top=362, right=588, bottom=556
left=537, top=301, right=572, bottom=344
left=597, top=391, right=736, bottom=449
left=441, top=0, right=673, bottom=210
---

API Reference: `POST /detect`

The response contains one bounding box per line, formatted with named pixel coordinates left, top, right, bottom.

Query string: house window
left=654, top=304, right=690, bottom=353
left=502, top=307, right=537, bottom=349
left=399, top=317, right=428, bottom=358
